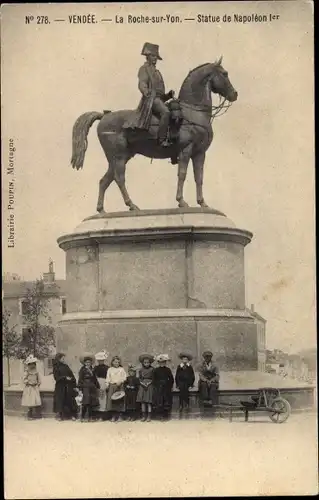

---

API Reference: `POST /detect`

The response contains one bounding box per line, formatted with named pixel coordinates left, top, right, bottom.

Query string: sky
left=2, top=2, right=315, bottom=353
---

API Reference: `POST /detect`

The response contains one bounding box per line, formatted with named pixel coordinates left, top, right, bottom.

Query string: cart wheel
left=269, top=397, right=291, bottom=423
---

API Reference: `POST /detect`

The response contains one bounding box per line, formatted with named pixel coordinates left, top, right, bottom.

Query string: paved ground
left=4, top=414, right=318, bottom=498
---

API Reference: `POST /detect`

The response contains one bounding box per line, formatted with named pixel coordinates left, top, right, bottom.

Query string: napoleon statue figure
left=134, top=42, right=175, bottom=147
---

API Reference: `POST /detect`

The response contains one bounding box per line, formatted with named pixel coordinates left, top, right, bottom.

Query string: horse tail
left=71, top=111, right=108, bottom=170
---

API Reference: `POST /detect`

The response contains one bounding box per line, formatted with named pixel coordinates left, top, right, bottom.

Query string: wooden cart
left=218, top=388, right=292, bottom=423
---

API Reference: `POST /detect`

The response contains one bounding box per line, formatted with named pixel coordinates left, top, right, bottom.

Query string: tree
left=2, top=308, right=20, bottom=386
left=16, top=279, right=58, bottom=359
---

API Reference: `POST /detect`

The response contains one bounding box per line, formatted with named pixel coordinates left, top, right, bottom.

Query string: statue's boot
left=158, top=114, right=170, bottom=147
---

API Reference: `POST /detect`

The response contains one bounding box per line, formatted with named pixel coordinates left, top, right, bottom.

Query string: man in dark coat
left=175, top=353, right=195, bottom=411
left=198, top=351, right=220, bottom=407
left=53, top=353, right=78, bottom=421
left=135, top=42, right=175, bottom=146
left=153, top=354, right=174, bottom=420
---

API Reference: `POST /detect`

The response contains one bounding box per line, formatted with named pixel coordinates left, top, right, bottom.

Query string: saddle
left=125, top=99, right=183, bottom=165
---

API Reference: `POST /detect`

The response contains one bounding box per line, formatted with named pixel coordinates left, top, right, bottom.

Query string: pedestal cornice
left=60, top=308, right=255, bottom=323
left=57, top=208, right=253, bottom=249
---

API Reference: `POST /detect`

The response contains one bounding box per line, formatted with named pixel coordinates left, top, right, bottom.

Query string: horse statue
left=71, top=57, right=238, bottom=212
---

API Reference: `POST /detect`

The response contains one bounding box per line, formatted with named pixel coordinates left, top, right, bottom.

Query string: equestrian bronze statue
left=71, top=43, right=238, bottom=212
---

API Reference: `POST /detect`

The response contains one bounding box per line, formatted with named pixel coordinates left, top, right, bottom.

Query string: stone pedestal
left=57, top=208, right=257, bottom=373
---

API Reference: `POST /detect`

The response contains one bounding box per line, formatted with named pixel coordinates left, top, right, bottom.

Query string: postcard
left=2, top=2, right=317, bottom=498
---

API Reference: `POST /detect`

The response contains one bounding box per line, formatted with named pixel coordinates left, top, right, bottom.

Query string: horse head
left=179, top=57, right=238, bottom=107
left=209, top=56, right=238, bottom=103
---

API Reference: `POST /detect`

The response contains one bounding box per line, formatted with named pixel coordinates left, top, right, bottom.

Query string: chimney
left=43, top=258, right=55, bottom=284
left=251, top=303, right=255, bottom=313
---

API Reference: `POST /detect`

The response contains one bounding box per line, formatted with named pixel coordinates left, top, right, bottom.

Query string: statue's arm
left=138, top=66, right=151, bottom=97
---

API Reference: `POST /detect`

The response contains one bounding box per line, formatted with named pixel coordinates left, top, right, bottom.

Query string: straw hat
left=79, top=352, right=94, bottom=364
left=25, top=355, right=38, bottom=365
left=95, top=350, right=108, bottom=361
left=111, top=390, right=125, bottom=401
left=156, top=354, right=171, bottom=362
left=179, top=352, right=193, bottom=361
left=138, top=353, right=155, bottom=364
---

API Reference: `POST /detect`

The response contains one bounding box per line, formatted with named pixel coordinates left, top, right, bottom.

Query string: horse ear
left=217, top=55, right=223, bottom=65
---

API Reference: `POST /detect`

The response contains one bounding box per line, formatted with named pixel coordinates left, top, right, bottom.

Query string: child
left=175, top=352, right=195, bottom=412
left=78, top=354, right=100, bottom=422
left=124, top=364, right=139, bottom=421
left=21, top=355, right=42, bottom=420
left=105, top=356, right=127, bottom=422
left=93, top=350, right=109, bottom=421
left=136, top=354, right=155, bottom=422
left=75, top=388, right=83, bottom=411
left=153, top=354, right=174, bottom=421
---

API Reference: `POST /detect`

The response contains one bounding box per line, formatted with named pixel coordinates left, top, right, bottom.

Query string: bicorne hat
left=141, top=42, right=162, bottom=60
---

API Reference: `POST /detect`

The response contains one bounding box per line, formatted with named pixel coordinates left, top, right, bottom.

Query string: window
left=44, top=357, right=54, bottom=375
left=19, top=299, right=28, bottom=316
left=61, top=298, right=67, bottom=315
left=21, top=326, right=31, bottom=345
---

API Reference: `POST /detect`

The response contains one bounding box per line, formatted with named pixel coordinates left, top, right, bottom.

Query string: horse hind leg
left=97, top=167, right=115, bottom=213
left=113, top=158, right=140, bottom=211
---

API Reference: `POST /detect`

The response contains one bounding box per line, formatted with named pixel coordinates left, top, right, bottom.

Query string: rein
left=181, top=96, right=232, bottom=126
left=210, top=96, right=233, bottom=121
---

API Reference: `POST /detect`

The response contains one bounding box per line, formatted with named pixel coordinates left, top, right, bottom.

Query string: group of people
left=21, top=350, right=220, bottom=422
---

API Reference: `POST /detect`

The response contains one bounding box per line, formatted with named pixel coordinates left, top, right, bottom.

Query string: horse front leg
left=192, top=152, right=209, bottom=208
left=97, top=167, right=115, bottom=213
left=176, top=148, right=191, bottom=208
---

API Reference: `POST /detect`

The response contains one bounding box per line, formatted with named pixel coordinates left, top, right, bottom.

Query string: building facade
left=265, top=348, right=315, bottom=383
left=247, top=304, right=267, bottom=372
left=3, top=262, right=67, bottom=385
